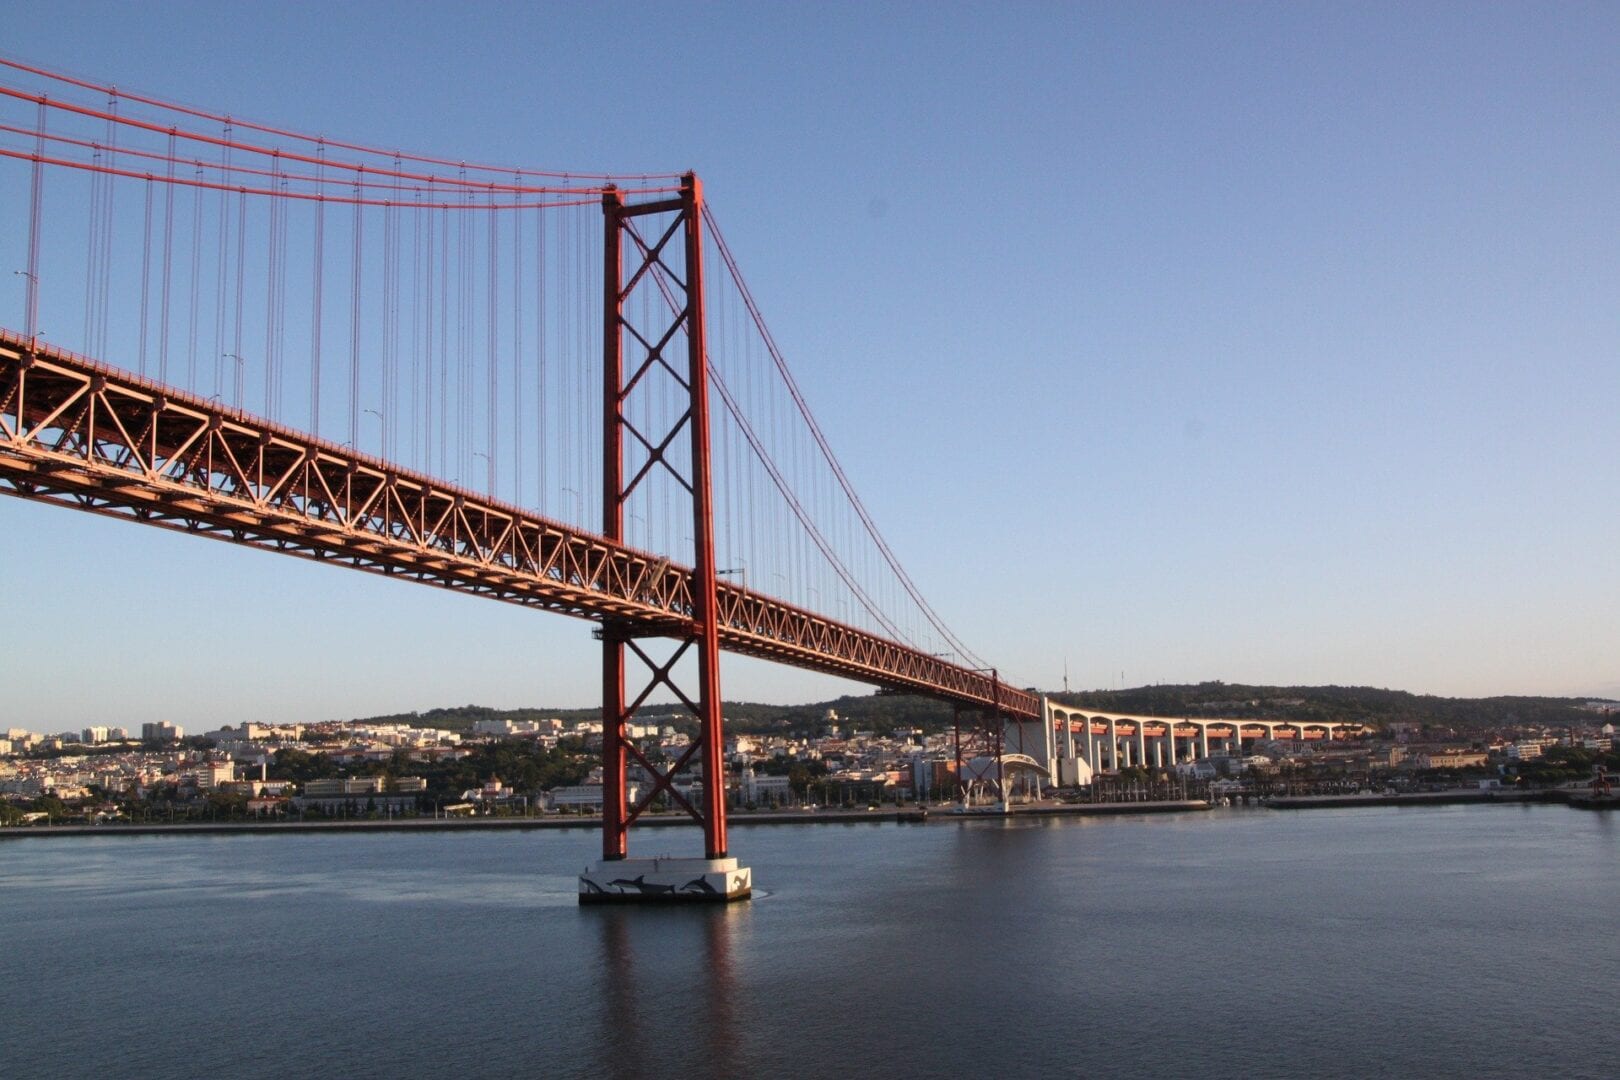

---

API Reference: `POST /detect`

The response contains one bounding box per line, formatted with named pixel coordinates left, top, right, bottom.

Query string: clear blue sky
left=4, top=2, right=1617, bottom=729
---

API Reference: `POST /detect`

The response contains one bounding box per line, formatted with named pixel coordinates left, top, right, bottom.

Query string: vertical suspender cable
left=158, top=129, right=176, bottom=383
left=264, top=151, right=281, bottom=417
left=381, top=192, right=393, bottom=459
left=717, top=274, right=734, bottom=573
left=456, top=176, right=469, bottom=483
left=438, top=205, right=448, bottom=480
left=558, top=186, right=571, bottom=518
left=411, top=186, right=422, bottom=471
left=487, top=183, right=498, bottom=495
left=388, top=155, right=403, bottom=460
left=576, top=200, right=588, bottom=524
left=186, top=163, right=202, bottom=389
left=536, top=198, right=546, bottom=514
left=23, top=96, right=45, bottom=346
left=138, top=175, right=153, bottom=375
left=512, top=175, right=523, bottom=507
left=233, top=189, right=247, bottom=407
left=349, top=166, right=363, bottom=449
left=82, top=139, right=102, bottom=350
left=96, top=91, right=119, bottom=362
left=383, top=155, right=400, bottom=460
left=213, top=119, right=229, bottom=400
left=423, top=183, right=436, bottom=476
left=311, top=142, right=325, bottom=436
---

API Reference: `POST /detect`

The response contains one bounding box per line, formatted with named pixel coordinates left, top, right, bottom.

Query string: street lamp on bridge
left=222, top=353, right=248, bottom=409
left=12, top=269, right=38, bottom=347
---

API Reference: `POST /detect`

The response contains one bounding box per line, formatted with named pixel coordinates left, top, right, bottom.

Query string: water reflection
left=587, top=901, right=745, bottom=1073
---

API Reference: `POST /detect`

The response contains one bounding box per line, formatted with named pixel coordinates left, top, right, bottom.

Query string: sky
left=3, top=2, right=1618, bottom=729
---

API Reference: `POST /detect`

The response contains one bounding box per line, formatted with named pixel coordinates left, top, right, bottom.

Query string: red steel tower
left=580, top=173, right=749, bottom=903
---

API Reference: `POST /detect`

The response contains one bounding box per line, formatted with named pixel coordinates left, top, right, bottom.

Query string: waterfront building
left=473, top=719, right=543, bottom=736
left=305, top=777, right=386, bottom=797
left=1415, top=750, right=1490, bottom=769
left=550, top=783, right=641, bottom=812
left=626, top=722, right=667, bottom=740
left=295, top=775, right=415, bottom=813
left=737, top=766, right=792, bottom=806
left=190, top=759, right=236, bottom=789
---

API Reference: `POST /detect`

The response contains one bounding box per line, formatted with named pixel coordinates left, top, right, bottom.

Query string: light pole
left=13, top=270, right=38, bottom=347
left=223, top=353, right=247, bottom=408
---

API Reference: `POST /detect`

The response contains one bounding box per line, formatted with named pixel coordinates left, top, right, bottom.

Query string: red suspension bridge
left=0, top=59, right=1038, bottom=899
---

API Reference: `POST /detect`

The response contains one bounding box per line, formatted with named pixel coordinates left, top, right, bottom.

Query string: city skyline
left=4, top=2, right=1618, bottom=727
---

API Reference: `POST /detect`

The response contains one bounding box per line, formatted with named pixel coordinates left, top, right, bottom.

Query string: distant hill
left=351, top=682, right=1614, bottom=738
left=349, top=694, right=953, bottom=737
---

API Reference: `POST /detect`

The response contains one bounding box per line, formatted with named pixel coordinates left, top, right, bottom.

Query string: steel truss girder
left=0, top=330, right=1036, bottom=721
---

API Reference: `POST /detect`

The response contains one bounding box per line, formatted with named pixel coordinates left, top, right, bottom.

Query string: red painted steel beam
left=680, top=174, right=728, bottom=859
left=600, top=185, right=629, bottom=861
left=0, top=329, right=1038, bottom=720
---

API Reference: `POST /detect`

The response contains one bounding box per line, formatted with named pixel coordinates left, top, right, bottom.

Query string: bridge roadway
left=1017, top=704, right=1374, bottom=783
left=0, top=330, right=1036, bottom=719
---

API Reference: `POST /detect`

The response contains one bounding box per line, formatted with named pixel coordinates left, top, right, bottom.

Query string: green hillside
left=352, top=682, right=1613, bottom=738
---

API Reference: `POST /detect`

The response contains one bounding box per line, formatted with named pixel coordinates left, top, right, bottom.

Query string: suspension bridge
left=0, top=60, right=1353, bottom=902
left=0, top=58, right=1054, bottom=900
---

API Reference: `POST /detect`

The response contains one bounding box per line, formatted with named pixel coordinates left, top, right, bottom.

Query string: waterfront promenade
left=0, top=799, right=1211, bottom=840
left=7, top=786, right=1610, bottom=842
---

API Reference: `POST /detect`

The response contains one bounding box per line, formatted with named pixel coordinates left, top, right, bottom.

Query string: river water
left=3, top=804, right=1615, bottom=1079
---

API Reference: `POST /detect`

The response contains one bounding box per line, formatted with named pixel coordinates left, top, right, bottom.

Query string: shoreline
left=4, top=789, right=1608, bottom=840
left=0, top=799, right=1210, bottom=840
left=1265, top=788, right=1573, bottom=809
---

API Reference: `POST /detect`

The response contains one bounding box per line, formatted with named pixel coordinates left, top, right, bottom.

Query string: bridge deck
left=0, top=331, right=1038, bottom=719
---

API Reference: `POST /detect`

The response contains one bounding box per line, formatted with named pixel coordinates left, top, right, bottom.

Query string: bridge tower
left=951, top=671, right=1012, bottom=810
left=580, top=173, right=750, bottom=903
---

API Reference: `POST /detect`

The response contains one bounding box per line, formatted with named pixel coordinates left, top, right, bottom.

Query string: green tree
left=270, top=748, right=340, bottom=783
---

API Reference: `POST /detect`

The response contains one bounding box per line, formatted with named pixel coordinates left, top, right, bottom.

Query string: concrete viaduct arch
left=1003, top=701, right=1369, bottom=787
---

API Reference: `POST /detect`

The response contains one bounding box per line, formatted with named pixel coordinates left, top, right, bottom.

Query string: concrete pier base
left=578, top=856, right=752, bottom=904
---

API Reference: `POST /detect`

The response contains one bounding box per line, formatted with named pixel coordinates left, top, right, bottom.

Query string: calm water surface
left=3, top=804, right=1616, bottom=1079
